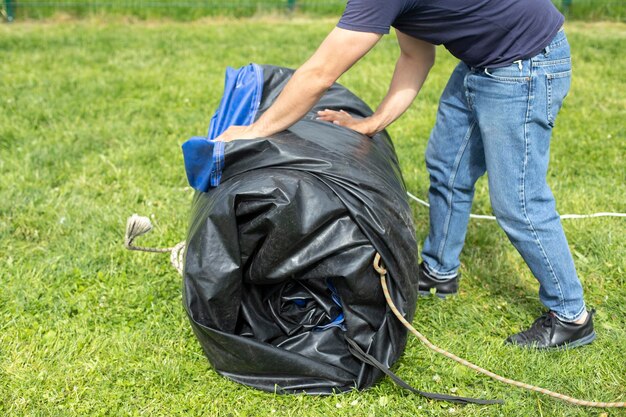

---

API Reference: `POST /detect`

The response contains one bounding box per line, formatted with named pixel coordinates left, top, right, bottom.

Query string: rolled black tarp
left=183, top=64, right=455, bottom=397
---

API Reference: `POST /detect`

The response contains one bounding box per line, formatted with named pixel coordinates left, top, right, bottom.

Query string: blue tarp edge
left=182, top=63, right=264, bottom=192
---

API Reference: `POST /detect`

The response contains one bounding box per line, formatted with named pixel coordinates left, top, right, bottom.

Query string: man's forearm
left=215, top=28, right=381, bottom=142
left=253, top=66, right=334, bottom=137
left=369, top=50, right=434, bottom=134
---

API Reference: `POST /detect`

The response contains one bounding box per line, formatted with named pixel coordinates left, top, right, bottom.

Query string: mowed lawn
left=5, top=0, right=626, bottom=20
left=1, top=18, right=624, bottom=417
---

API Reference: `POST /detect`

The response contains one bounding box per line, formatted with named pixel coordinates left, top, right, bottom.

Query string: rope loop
left=373, top=252, right=625, bottom=408
left=373, top=253, right=387, bottom=276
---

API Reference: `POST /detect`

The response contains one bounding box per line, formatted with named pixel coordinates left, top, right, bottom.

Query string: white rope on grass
left=406, top=191, right=626, bottom=220
left=125, top=214, right=186, bottom=274
left=373, top=253, right=625, bottom=408
left=126, top=192, right=625, bottom=272
left=125, top=191, right=624, bottom=272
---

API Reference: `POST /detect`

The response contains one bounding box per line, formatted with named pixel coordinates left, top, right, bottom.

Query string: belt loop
left=543, top=44, right=551, bottom=56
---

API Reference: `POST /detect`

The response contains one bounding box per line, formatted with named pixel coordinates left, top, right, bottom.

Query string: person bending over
left=216, top=0, right=595, bottom=349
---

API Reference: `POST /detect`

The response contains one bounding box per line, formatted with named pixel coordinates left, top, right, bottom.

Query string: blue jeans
left=421, top=30, right=586, bottom=322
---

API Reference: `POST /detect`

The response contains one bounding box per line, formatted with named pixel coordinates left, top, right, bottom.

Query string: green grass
left=557, top=0, right=626, bottom=21
left=4, top=0, right=346, bottom=20
left=2, top=0, right=625, bottom=21
left=1, top=18, right=625, bottom=417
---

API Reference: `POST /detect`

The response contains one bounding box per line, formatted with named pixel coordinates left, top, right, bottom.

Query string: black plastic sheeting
left=183, top=65, right=420, bottom=394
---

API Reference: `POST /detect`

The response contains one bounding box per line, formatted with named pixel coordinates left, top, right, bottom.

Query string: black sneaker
left=418, top=262, right=459, bottom=298
left=505, top=310, right=596, bottom=349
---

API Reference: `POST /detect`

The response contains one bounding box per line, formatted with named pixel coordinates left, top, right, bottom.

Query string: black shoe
left=418, top=262, right=459, bottom=298
left=505, top=310, right=596, bottom=349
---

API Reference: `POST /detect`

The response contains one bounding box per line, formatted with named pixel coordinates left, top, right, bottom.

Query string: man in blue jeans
left=216, top=0, right=596, bottom=349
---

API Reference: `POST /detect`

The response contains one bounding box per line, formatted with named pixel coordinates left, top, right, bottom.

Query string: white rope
left=406, top=191, right=626, bottom=220
left=170, top=241, right=186, bottom=276
left=124, top=214, right=185, bottom=274
left=125, top=191, right=624, bottom=272
left=374, top=254, right=626, bottom=408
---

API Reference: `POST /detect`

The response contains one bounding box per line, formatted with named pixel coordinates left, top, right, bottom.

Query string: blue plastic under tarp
left=182, top=63, right=263, bottom=192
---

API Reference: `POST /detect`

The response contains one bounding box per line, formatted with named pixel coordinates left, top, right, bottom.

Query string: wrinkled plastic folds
left=182, top=64, right=419, bottom=394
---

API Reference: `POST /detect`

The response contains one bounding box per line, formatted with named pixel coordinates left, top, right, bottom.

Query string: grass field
left=4, top=0, right=346, bottom=20
left=3, top=0, right=626, bottom=21
left=559, top=0, right=626, bottom=20
left=1, top=17, right=625, bottom=417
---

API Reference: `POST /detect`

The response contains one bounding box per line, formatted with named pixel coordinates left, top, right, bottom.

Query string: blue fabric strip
left=182, top=63, right=264, bottom=192
left=291, top=279, right=347, bottom=332
left=314, top=279, right=347, bottom=332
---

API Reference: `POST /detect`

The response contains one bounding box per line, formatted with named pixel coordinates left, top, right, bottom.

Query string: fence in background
left=2, top=0, right=626, bottom=22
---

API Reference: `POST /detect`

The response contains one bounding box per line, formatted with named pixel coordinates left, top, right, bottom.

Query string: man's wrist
left=365, top=116, right=385, bottom=136
left=248, top=121, right=274, bottom=138
left=244, top=124, right=265, bottom=138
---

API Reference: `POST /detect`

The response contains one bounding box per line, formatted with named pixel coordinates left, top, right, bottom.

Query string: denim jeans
left=421, top=30, right=586, bottom=322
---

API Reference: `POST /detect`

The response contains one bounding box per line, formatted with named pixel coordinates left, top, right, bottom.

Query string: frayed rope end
left=125, top=214, right=153, bottom=249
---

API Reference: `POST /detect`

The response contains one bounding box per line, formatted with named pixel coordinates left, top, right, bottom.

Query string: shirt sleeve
left=337, top=0, right=405, bottom=35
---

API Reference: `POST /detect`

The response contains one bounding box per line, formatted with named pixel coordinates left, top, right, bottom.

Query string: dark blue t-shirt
left=337, top=0, right=564, bottom=68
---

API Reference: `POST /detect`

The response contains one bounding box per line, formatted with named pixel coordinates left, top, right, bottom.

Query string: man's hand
left=215, top=124, right=265, bottom=142
left=316, top=109, right=379, bottom=137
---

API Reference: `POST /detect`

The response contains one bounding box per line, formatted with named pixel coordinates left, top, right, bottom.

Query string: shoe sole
left=507, top=331, right=597, bottom=350
left=418, top=290, right=457, bottom=299
left=546, top=331, right=597, bottom=350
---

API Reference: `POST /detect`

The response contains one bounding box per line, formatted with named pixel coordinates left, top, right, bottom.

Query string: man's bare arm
left=317, top=30, right=435, bottom=136
left=215, top=28, right=382, bottom=142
